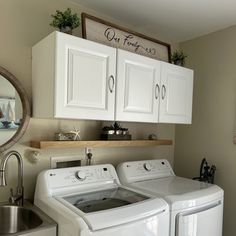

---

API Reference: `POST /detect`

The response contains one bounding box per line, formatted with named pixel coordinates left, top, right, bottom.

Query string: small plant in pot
left=50, top=8, right=80, bottom=35
left=171, top=50, right=187, bottom=66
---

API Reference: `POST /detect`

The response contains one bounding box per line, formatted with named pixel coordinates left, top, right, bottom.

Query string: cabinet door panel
left=116, top=50, right=160, bottom=123
left=67, top=49, right=107, bottom=109
left=159, top=62, right=193, bottom=124
left=55, top=33, right=116, bottom=121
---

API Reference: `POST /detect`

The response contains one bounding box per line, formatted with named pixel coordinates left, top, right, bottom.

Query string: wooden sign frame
left=81, top=13, right=171, bottom=62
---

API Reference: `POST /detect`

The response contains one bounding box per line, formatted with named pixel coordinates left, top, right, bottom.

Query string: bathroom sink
left=0, top=201, right=56, bottom=235
left=0, top=205, right=42, bottom=234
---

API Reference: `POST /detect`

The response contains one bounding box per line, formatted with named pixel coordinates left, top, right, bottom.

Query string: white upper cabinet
left=32, top=32, right=193, bottom=124
left=159, top=62, right=194, bottom=124
left=116, top=49, right=161, bottom=123
left=32, top=32, right=116, bottom=120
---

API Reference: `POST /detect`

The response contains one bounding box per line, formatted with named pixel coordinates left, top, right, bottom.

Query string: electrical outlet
left=85, top=147, right=92, bottom=154
left=85, top=147, right=94, bottom=165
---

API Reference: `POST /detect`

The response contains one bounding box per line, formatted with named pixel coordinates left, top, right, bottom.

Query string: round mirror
left=0, top=66, right=30, bottom=152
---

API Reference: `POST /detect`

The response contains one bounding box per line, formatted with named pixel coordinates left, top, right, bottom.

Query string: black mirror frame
left=0, top=66, right=30, bottom=152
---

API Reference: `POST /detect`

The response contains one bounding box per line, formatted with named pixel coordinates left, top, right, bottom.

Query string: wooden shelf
left=31, top=139, right=172, bottom=149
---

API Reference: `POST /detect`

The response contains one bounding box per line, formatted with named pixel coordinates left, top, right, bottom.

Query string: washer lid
left=56, top=186, right=168, bottom=231
left=131, top=176, right=223, bottom=211
left=63, top=187, right=149, bottom=213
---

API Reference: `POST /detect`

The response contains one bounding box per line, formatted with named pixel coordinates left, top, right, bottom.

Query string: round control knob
left=76, top=171, right=86, bottom=180
left=143, top=163, right=152, bottom=171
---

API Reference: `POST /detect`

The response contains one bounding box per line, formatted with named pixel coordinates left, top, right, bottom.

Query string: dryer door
left=176, top=201, right=223, bottom=236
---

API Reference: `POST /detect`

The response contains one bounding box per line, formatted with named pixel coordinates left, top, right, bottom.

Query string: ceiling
left=72, top=0, right=236, bottom=42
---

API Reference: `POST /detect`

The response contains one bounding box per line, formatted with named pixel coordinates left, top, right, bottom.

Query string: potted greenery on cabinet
left=171, top=50, right=187, bottom=66
left=50, top=8, right=80, bottom=35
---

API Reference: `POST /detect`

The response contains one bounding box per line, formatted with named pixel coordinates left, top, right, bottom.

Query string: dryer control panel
left=117, top=159, right=175, bottom=183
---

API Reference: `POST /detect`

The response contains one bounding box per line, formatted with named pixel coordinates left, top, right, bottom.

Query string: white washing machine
left=34, top=164, right=170, bottom=236
left=117, top=159, right=224, bottom=236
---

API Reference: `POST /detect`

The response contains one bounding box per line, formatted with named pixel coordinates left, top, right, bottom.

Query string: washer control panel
left=47, top=164, right=117, bottom=189
left=117, top=159, right=175, bottom=183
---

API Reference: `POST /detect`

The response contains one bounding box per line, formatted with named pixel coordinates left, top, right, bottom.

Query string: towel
left=6, top=101, right=15, bottom=121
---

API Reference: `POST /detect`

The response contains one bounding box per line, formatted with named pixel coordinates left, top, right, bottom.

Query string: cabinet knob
left=108, top=75, right=115, bottom=93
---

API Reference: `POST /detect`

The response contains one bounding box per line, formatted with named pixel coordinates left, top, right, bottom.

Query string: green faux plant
left=50, top=8, right=80, bottom=34
left=171, top=50, right=187, bottom=66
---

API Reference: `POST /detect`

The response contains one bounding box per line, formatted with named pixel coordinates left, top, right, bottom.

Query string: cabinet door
left=159, top=62, right=193, bottom=124
left=116, top=50, right=161, bottom=123
left=55, top=33, right=116, bottom=121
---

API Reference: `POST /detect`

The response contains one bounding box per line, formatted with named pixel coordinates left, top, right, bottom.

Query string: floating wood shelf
left=30, top=139, right=172, bottom=149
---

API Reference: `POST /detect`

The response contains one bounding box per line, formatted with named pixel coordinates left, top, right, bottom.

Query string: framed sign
left=82, top=13, right=171, bottom=62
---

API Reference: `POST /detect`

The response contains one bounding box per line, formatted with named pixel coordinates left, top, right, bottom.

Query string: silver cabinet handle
left=108, top=75, right=115, bottom=93
left=155, top=84, right=160, bottom=99
left=161, top=85, right=166, bottom=99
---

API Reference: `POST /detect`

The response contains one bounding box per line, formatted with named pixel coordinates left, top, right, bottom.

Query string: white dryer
left=117, top=159, right=224, bottom=236
left=34, top=164, right=169, bottom=236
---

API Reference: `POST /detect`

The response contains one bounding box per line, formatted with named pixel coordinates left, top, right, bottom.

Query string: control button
left=143, top=163, right=152, bottom=171
left=75, top=171, right=86, bottom=180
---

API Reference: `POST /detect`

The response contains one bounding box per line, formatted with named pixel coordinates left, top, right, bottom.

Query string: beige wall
left=0, top=75, right=15, bottom=97
left=0, top=0, right=177, bottom=202
left=175, top=26, right=236, bottom=236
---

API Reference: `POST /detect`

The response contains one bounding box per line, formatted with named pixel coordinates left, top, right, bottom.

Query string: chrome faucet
left=0, top=150, right=24, bottom=206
